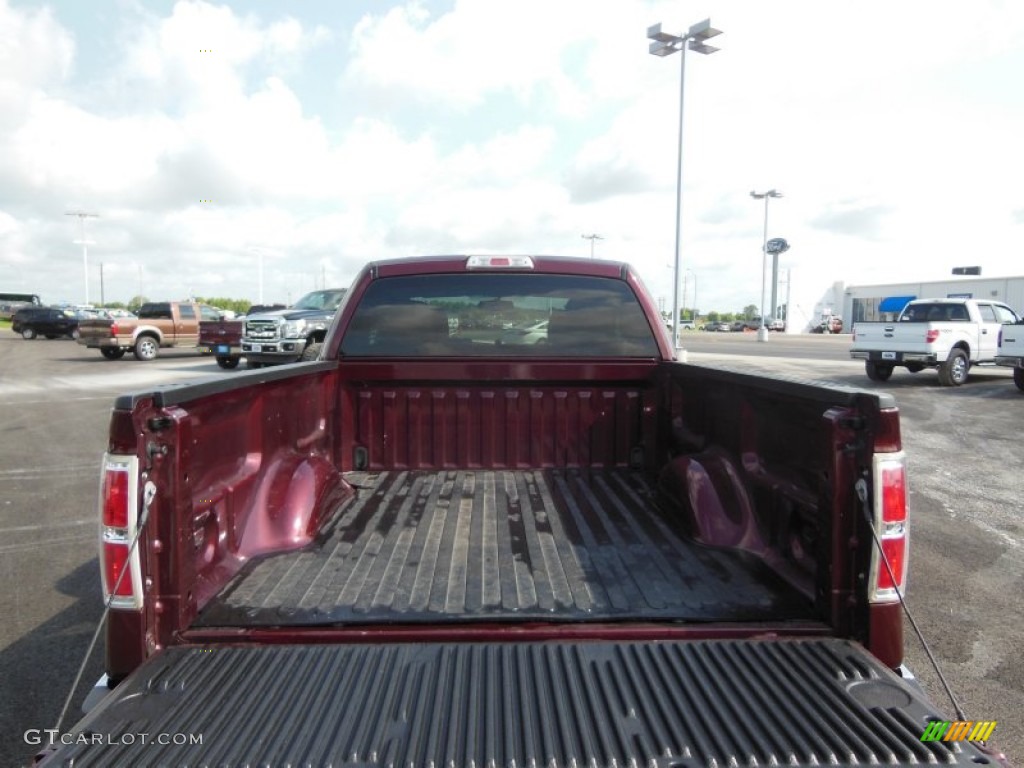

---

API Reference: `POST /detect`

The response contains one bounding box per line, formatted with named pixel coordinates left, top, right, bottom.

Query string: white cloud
left=0, top=0, right=74, bottom=133
left=2, top=0, right=1024, bottom=314
left=344, top=0, right=632, bottom=115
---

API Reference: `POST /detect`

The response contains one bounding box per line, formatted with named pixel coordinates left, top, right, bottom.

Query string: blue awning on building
left=879, top=295, right=916, bottom=313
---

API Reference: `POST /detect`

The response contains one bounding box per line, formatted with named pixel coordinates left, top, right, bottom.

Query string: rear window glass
left=138, top=303, right=172, bottom=319
left=340, top=274, right=658, bottom=358
left=900, top=304, right=970, bottom=322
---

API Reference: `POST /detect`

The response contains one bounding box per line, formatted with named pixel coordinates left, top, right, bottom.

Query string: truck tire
left=216, top=356, right=240, bottom=370
left=300, top=343, right=323, bottom=362
left=1014, top=367, right=1024, bottom=392
left=133, top=335, right=160, bottom=361
left=101, top=347, right=127, bottom=360
left=937, top=348, right=969, bottom=386
left=865, top=361, right=894, bottom=382
left=21, top=328, right=36, bottom=340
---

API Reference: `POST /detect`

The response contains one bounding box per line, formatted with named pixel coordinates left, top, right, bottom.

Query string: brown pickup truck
left=77, top=301, right=221, bottom=361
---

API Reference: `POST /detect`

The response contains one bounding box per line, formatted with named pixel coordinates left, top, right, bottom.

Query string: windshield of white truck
left=340, top=273, right=659, bottom=357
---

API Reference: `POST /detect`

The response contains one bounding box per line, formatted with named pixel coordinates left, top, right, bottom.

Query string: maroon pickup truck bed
left=197, top=468, right=814, bottom=627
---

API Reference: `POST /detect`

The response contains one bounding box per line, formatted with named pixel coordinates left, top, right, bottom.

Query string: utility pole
left=99, top=263, right=105, bottom=306
left=581, top=233, right=604, bottom=259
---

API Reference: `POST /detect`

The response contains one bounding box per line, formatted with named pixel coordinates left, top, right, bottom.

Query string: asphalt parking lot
left=0, top=331, right=1020, bottom=766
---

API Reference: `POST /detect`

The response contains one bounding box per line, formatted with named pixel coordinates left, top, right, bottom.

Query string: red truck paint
left=43, top=256, right=990, bottom=768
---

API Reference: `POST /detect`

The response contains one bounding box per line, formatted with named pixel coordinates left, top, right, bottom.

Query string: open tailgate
left=37, top=638, right=998, bottom=767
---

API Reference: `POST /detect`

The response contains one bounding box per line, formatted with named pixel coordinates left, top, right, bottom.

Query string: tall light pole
left=581, top=233, right=604, bottom=259
left=647, top=18, right=722, bottom=355
left=685, top=268, right=697, bottom=323
left=248, top=247, right=267, bottom=304
left=65, top=210, right=99, bottom=305
left=750, top=190, right=782, bottom=342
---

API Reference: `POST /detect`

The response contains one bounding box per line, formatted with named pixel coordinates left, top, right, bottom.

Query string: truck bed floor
left=197, top=469, right=813, bottom=626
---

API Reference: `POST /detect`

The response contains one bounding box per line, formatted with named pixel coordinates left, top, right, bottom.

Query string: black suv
left=11, top=307, right=80, bottom=339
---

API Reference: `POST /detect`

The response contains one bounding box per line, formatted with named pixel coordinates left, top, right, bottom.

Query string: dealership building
left=798, top=274, right=1024, bottom=332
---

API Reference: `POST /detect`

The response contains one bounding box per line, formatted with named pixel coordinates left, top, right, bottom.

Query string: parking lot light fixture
left=65, top=210, right=99, bottom=305
left=647, top=18, right=722, bottom=355
left=750, top=190, right=782, bottom=342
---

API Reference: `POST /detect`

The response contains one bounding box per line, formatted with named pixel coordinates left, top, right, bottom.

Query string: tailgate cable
left=855, top=478, right=967, bottom=722
left=53, top=480, right=157, bottom=735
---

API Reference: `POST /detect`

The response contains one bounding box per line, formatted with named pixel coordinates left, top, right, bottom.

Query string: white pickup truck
left=850, top=298, right=1020, bottom=386
left=995, top=321, right=1024, bottom=391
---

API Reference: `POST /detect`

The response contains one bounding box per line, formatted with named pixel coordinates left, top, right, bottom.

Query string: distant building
left=841, top=275, right=1024, bottom=325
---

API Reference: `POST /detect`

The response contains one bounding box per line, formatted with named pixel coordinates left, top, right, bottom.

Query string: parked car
left=995, top=321, right=1024, bottom=391
left=77, top=300, right=219, bottom=360
left=499, top=319, right=549, bottom=345
left=850, top=299, right=1018, bottom=385
left=241, top=289, right=347, bottom=366
left=703, top=320, right=732, bottom=332
left=199, top=317, right=245, bottom=369
left=10, top=306, right=80, bottom=339
left=731, top=319, right=759, bottom=332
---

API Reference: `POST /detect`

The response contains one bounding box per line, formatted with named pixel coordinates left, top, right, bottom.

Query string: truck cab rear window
left=900, top=303, right=969, bottom=322
left=340, top=274, right=659, bottom=357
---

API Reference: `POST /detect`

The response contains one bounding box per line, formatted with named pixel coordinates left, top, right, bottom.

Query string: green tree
left=706, top=311, right=719, bottom=322
left=743, top=304, right=758, bottom=320
left=128, top=295, right=149, bottom=311
left=194, top=297, right=253, bottom=315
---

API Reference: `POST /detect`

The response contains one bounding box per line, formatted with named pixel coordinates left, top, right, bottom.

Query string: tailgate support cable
left=855, top=478, right=967, bottom=722
left=53, top=480, right=156, bottom=734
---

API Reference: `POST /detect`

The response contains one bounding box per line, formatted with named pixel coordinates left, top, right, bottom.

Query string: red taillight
left=103, top=541, right=135, bottom=597
left=871, top=454, right=908, bottom=602
left=99, top=455, right=143, bottom=610
left=879, top=464, right=906, bottom=523
left=110, top=322, right=119, bottom=335
left=877, top=538, right=906, bottom=590
left=102, top=467, right=129, bottom=528
left=925, top=329, right=940, bottom=343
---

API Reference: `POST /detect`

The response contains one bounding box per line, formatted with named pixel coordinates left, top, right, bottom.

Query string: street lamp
left=65, top=210, right=99, bottom=305
left=750, top=189, right=782, bottom=342
left=248, top=247, right=268, bottom=304
left=581, top=233, right=604, bottom=259
left=647, top=18, right=722, bottom=355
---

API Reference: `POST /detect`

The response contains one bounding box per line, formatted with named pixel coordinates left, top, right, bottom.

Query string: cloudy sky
left=2, top=0, right=1023, bottom=315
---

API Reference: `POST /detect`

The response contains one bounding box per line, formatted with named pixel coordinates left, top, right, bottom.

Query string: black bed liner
left=198, top=469, right=813, bottom=627
left=41, top=638, right=992, bottom=767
